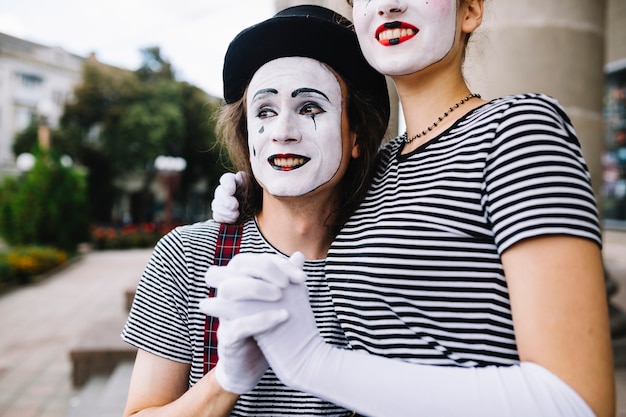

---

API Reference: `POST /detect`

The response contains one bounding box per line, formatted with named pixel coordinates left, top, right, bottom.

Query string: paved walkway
left=1, top=233, right=626, bottom=416
left=0, top=249, right=151, bottom=417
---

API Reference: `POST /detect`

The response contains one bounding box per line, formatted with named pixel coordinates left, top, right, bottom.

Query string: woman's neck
left=393, top=66, right=484, bottom=151
left=256, top=191, right=337, bottom=260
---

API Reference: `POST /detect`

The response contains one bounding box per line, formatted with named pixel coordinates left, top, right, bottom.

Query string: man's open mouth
left=268, top=154, right=310, bottom=171
left=376, top=21, right=418, bottom=46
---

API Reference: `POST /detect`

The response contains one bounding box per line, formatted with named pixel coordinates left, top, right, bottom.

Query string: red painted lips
left=376, top=21, right=418, bottom=46
left=269, top=154, right=310, bottom=171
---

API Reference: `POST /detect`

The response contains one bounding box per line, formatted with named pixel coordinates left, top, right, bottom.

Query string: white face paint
left=246, top=57, right=345, bottom=197
left=352, top=0, right=458, bottom=76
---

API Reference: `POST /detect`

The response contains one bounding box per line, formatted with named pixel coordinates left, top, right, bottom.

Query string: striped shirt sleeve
left=122, top=229, right=195, bottom=363
left=484, top=94, right=601, bottom=253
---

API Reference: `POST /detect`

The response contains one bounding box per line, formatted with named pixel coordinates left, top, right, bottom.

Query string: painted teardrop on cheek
left=259, top=126, right=264, bottom=134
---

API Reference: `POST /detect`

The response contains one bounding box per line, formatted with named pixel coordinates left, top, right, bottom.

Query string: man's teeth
left=273, top=157, right=306, bottom=167
left=378, top=28, right=415, bottom=41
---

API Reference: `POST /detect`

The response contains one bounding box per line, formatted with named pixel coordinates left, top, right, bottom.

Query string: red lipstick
left=375, top=21, right=419, bottom=46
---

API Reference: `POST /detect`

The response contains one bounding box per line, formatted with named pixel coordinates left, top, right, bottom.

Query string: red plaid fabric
left=203, top=223, right=243, bottom=374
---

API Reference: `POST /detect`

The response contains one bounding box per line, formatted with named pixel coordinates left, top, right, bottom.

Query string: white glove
left=211, top=172, right=245, bottom=224
left=198, top=252, right=305, bottom=394
left=217, top=278, right=595, bottom=417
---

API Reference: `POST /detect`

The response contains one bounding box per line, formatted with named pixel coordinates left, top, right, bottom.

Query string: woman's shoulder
left=489, top=92, right=560, bottom=107
left=486, top=93, right=570, bottom=119
left=471, top=93, right=575, bottom=136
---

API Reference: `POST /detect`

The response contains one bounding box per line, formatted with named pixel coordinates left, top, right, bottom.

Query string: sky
left=0, top=0, right=276, bottom=98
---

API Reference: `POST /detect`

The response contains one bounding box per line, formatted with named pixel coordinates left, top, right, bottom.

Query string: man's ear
left=350, top=130, right=360, bottom=158
left=351, top=142, right=360, bottom=159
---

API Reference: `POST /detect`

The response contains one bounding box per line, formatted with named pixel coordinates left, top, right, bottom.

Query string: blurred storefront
left=605, top=64, right=626, bottom=228
left=604, top=0, right=626, bottom=229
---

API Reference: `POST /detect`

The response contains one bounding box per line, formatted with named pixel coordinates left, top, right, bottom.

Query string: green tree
left=58, top=60, right=138, bottom=222
left=178, top=83, right=228, bottom=220
left=12, top=120, right=38, bottom=156
left=55, top=47, right=226, bottom=224
left=107, top=78, right=184, bottom=174
left=0, top=151, right=90, bottom=252
left=136, top=46, right=175, bottom=82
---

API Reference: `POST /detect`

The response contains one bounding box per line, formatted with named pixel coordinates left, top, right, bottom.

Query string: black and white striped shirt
left=326, top=93, right=601, bottom=367
left=123, top=219, right=352, bottom=416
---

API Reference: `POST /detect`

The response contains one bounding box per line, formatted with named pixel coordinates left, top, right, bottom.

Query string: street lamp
left=154, top=156, right=187, bottom=228
left=60, top=155, right=73, bottom=168
left=16, top=152, right=36, bottom=173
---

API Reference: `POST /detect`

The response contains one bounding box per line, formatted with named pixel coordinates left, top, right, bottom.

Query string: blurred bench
left=69, top=316, right=136, bottom=387
left=66, top=283, right=138, bottom=416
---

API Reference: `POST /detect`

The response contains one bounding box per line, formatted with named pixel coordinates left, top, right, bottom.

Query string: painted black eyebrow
left=292, top=88, right=330, bottom=101
left=252, top=88, right=278, bottom=101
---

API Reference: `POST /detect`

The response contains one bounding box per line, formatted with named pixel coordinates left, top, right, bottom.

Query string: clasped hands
left=199, top=251, right=328, bottom=394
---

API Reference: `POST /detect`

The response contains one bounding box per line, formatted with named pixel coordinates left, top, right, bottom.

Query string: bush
left=0, top=246, right=68, bottom=289
left=0, top=151, right=91, bottom=252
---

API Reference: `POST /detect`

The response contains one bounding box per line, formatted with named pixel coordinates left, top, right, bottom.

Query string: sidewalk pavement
left=1, top=234, right=626, bottom=417
left=0, top=249, right=151, bottom=417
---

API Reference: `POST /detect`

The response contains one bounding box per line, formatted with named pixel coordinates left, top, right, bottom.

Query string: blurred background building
left=0, top=32, right=83, bottom=175
left=0, top=34, right=222, bottom=228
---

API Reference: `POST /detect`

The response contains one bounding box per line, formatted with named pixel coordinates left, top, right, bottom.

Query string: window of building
left=16, top=72, right=43, bottom=88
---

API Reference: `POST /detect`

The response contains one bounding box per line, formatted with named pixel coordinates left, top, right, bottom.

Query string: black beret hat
left=222, top=5, right=389, bottom=125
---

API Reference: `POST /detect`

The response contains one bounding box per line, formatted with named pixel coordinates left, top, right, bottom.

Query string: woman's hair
left=215, top=66, right=387, bottom=237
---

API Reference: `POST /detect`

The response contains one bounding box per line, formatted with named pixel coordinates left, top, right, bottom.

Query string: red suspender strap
left=203, top=223, right=243, bottom=374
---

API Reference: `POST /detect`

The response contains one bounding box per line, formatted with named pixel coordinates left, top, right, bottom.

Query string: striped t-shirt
left=326, top=93, right=601, bottom=367
left=122, top=218, right=352, bottom=416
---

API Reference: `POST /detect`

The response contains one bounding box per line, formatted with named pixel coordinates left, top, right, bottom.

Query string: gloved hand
left=211, top=172, right=245, bottom=224
left=204, top=250, right=328, bottom=392
left=199, top=252, right=306, bottom=394
left=203, top=253, right=594, bottom=416
left=253, top=280, right=329, bottom=390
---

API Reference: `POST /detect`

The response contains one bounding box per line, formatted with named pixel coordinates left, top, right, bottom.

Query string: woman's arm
left=123, top=349, right=239, bottom=417
left=203, top=249, right=614, bottom=417
left=503, top=235, right=615, bottom=417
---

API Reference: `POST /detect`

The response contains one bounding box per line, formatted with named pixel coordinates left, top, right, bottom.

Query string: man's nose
left=271, top=112, right=301, bottom=143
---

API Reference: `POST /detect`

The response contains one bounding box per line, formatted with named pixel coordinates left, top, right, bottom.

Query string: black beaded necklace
left=401, top=93, right=481, bottom=144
